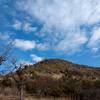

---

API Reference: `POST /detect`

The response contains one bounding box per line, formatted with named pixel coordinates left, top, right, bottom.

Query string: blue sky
left=0, top=0, right=100, bottom=67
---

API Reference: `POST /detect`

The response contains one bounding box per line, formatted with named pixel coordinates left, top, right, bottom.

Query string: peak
left=37, top=59, right=73, bottom=64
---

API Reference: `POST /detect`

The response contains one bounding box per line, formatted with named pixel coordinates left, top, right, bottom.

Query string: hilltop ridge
left=25, top=59, right=100, bottom=80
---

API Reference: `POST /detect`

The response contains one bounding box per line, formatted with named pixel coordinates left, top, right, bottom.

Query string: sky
left=0, top=0, right=100, bottom=67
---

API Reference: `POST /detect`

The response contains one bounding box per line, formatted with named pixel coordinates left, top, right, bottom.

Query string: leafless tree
left=0, top=38, right=27, bottom=100
left=9, top=59, right=28, bottom=100
left=0, top=41, right=13, bottom=74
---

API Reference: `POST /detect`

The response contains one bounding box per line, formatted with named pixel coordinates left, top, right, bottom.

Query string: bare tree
left=9, top=59, right=28, bottom=100
left=0, top=39, right=28, bottom=100
left=0, top=41, right=13, bottom=74
left=0, top=44, right=9, bottom=64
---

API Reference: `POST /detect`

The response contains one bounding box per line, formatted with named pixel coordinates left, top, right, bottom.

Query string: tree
left=0, top=40, right=29, bottom=100
left=9, top=59, right=27, bottom=100
left=0, top=41, right=13, bottom=73
left=0, top=40, right=26, bottom=100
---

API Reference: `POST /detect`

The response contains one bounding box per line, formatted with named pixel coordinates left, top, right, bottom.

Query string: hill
left=25, top=59, right=100, bottom=80
left=0, top=59, right=100, bottom=100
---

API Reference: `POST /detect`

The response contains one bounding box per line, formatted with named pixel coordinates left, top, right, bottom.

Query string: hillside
left=0, top=59, right=100, bottom=100
left=25, top=59, right=100, bottom=80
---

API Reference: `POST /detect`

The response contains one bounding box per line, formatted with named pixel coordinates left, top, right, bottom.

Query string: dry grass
left=25, top=97, right=71, bottom=100
left=0, top=87, right=72, bottom=100
left=0, top=96, right=71, bottom=100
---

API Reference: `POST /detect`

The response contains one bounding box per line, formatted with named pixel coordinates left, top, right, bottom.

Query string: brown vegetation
left=0, top=59, right=100, bottom=100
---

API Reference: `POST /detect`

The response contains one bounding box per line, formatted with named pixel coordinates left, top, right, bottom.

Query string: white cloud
left=88, top=28, right=100, bottom=52
left=13, top=20, right=37, bottom=32
left=17, top=0, right=100, bottom=28
left=92, top=47, right=99, bottom=53
left=36, top=43, right=49, bottom=51
left=23, top=23, right=37, bottom=32
left=14, top=39, right=36, bottom=51
left=12, top=20, right=22, bottom=30
left=30, top=54, right=44, bottom=62
left=16, top=0, right=100, bottom=53
left=20, top=60, right=33, bottom=65
left=14, top=39, right=49, bottom=51
left=56, top=33, right=88, bottom=53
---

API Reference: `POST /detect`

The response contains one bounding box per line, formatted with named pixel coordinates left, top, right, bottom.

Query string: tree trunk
left=18, top=81, right=24, bottom=100
left=19, top=88, right=23, bottom=100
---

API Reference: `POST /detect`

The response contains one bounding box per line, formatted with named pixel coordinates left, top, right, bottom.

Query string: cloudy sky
left=0, top=0, right=100, bottom=67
